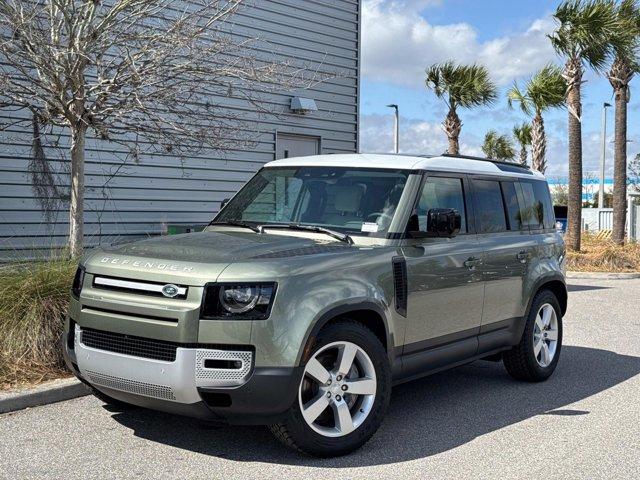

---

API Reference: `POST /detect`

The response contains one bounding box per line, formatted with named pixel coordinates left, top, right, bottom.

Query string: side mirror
left=410, top=208, right=461, bottom=238
left=220, top=198, right=230, bottom=210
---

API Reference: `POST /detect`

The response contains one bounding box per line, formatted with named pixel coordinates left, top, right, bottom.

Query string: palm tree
left=549, top=0, right=623, bottom=252
left=608, top=0, right=640, bottom=245
left=425, top=61, right=497, bottom=155
left=507, top=65, right=566, bottom=173
left=512, top=123, right=532, bottom=166
left=482, top=130, right=516, bottom=161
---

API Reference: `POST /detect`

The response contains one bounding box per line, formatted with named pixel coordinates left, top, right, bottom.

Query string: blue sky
left=359, top=0, right=639, bottom=178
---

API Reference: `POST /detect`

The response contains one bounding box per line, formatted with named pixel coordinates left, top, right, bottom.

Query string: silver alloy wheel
left=533, top=303, right=559, bottom=368
left=298, top=341, right=377, bottom=438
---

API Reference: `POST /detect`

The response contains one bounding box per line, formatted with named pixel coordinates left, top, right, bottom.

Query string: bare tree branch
left=0, top=0, right=335, bottom=255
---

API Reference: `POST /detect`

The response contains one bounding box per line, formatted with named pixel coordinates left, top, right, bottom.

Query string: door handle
left=464, top=257, right=482, bottom=269
left=517, top=251, right=529, bottom=263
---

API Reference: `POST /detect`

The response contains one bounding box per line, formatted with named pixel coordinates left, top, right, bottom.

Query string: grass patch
left=567, top=234, right=640, bottom=272
left=0, top=258, right=75, bottom=390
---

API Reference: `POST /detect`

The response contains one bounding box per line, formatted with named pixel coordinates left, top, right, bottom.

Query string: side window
left=472, top=179, right=507, bottom=233
left=532, top=180, right=555, bottom=229
left=501, top=181, right=523, bottom=230
left=417, top=177, right=467, bottom=233
left=518, top=182, right=538, bottom=228
left=519, top=180, right=554, bottom=230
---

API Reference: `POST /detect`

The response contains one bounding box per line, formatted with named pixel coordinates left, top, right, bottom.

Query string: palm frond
left=526, top=64, right=567, bottom=111
left=513, top=123, right=532, bottom=147
left=425, top=61, right=497, bottom=109
left=612, top=0, right=640, bottom=71
left=482, top=130, right=516, bottom=161
left=549, top=0, right=622, bottom=72
left=507, top=82, right=533, bottom=116
left=508, top=64, right=566, bottom=116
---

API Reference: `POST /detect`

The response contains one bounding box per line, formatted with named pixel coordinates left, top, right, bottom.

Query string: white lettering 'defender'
left=99, top=257, right=194, bottom=272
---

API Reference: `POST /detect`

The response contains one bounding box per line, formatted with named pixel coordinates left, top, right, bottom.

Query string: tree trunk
left=531, top=112, right=546, bottom=173
left=612, top=86, right=628, bottom=244
left=608, top=57, right=633, bottom=245
left=443, top=107, right=461, bottom=155
left=564, top=60, right=583, bottom=252
left=69, top=126, right=86, bottom=258
left=519, top=146, right=527, bottom=166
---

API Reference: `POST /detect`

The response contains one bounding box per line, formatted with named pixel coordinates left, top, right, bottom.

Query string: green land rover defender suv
left=63, top=153, right=567, bottom=457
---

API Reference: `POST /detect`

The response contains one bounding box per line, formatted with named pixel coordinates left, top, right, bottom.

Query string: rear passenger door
left=471, top=177, right=537, bottom=343
left=518, top=178, right=561, bottom=295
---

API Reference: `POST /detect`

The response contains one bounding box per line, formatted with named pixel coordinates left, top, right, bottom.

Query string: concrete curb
left=567, top=271, right=640, bottom=280
left=0, top=378, right=90, bottom=414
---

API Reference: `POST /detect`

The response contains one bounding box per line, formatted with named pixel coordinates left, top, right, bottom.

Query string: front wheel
left=270, top=321, right=391, bottom=457
left=503, top=289, right=563, bottom=382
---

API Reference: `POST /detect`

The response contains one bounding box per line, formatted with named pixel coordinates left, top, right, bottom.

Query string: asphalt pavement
left=1, top=278, right=639, bottom=479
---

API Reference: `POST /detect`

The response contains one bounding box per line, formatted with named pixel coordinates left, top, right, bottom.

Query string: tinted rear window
left=519, top=180, right=555, bottom=230
left=501, top=181, right=523, bottom=230
left=472, top=180, right=507, bottom=233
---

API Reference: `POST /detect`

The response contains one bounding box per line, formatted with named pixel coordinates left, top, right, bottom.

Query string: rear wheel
left=270, top=321, right=391, bottom=457
left=503, top=289, right=563, bottom=382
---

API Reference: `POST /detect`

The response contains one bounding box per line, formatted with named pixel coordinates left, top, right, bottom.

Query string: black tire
left=90, top=386, right=136, bottom=410
left=270, top=320, right=391, bottom=457
left=503, top=289, right=563, bottom=382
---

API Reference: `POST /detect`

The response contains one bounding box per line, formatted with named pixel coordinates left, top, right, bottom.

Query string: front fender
left=248, top=270, right=396, bottom=368
left=296, top=297, right=393, bottom=364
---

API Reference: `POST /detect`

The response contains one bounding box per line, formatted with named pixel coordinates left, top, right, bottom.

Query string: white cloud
left=362, top=0, right=556, bottom=88
left=360, top=113, right=482, bottom=156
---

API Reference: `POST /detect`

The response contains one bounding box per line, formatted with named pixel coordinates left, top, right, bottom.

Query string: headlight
left=201, top=283, right=276, bottom=320
left=71, top=265, right=85, bottom=299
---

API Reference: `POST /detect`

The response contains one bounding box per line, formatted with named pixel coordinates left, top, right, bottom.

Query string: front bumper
left=64, top=325, right=301, bottom=424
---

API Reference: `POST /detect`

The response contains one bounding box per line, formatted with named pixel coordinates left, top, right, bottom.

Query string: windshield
left=214, top=167, right=411, bottom=235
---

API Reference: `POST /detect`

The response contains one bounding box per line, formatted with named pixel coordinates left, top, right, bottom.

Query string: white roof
left=265, top=153, right=545, bottom=179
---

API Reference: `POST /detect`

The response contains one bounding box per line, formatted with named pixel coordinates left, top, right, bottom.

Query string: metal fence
left=581, top=208, right=613, bottom=232
left=629, top=202, right=640, bottom=242
left=582, top=205, right=640, bottom=241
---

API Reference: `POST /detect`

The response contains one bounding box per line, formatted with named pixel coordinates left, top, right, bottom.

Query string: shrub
left=0, top=258, right=75, bottom=389
left=567, top=234, right=640, bottom=272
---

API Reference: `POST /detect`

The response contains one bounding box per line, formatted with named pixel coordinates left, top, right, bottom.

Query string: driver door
left=401, top=173, right=484, bottom=372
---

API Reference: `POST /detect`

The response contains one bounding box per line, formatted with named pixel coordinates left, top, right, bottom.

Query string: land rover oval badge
left=162, top=284, right=180, bottom=298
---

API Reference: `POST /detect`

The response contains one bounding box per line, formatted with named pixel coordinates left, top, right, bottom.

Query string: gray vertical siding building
left=0, top=0, right=361, bottom=260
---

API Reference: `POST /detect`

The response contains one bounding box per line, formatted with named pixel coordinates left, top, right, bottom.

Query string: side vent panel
left=392, top=256, right=408, bottom=317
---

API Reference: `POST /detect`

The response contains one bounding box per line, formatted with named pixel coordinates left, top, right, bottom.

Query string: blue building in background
left=547, top=177, right=614, bottom=202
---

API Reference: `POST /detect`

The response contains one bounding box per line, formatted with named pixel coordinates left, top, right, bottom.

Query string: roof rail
left=440, top=153, right=532, bottom=171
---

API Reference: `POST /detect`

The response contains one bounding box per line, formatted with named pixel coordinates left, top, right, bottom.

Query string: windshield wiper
left=258, top=223, right=354, bottom=245
left=209, top=220, right=260, bottom=233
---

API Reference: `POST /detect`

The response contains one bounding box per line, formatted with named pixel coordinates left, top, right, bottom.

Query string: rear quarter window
left=519, top=180, right=555, bottom=230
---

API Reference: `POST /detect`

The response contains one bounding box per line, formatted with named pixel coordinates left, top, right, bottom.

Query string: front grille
left=82, top=306, right=178, bottom=324
left=87, top=370, right=175, bottom=400
left=92, top=275, right=188, bottom=300
left=81, top=328, right=178, bottom=362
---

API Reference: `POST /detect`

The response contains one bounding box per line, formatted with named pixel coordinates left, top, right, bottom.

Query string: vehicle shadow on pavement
left=566, top=284, right=611, bottom=292
left=110, top=345, right=640, bottom=467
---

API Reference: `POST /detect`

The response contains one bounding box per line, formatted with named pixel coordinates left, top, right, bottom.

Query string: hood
left=99, top=230, right=354, bottom=264
left=84, top=230, right=384, bottom=286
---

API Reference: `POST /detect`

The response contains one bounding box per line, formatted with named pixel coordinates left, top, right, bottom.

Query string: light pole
left=386, top=104, right=399, bottom=154
left=598, top=102, right=612, bottom=209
